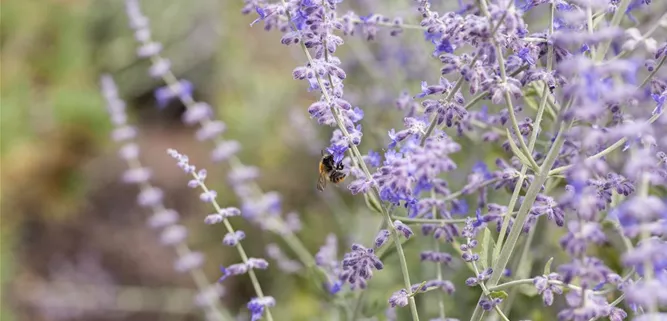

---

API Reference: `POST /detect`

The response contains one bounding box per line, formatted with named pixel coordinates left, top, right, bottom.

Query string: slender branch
left=433, top=201, right=447, bottom=319
left=499, top=223, right=536, bottom=315
left=638, top=172, right=658, bottom=320
left=189, top=170, right=274, bottom=321
left=488, top=278, right=581, bottom=293
left=611, top=12, right=667, bottom=61
left=393, top=211, right=514, bottom=225
left=595, top=0, right=632, bottom=61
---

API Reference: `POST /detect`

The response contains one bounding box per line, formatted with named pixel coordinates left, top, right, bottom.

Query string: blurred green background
left=2, top=1, right=664, bottom=320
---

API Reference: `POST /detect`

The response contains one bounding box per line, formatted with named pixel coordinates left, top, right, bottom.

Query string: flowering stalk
left=167, top=149, right=275, bottom=321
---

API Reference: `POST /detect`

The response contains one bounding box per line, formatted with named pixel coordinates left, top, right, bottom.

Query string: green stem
left=431, top=189, right=447, bottom=320
left=382, top=207, right=421, bottom=321
left=488, top=278, right=581, bottom=293
left=193, top=171, right=274, bottom=321
left=586, top=4, right=596, bottom=58
left=350, top=291, right=366, bottom=321
left=500, top=224, right=536, bottom=315
left=639, top=55, right=666, bottom=89
left=434, top=240, right=447, bottom=319
left=595, top=0, right=632, bottom=61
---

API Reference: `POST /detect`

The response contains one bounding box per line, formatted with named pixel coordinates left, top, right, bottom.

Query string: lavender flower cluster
left=99, top=0, right=667, bottom=320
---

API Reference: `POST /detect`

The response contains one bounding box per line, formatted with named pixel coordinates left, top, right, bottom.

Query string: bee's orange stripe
left=332, top=176, right=346, bottom=184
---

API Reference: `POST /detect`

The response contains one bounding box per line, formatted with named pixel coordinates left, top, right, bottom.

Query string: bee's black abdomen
left=330, top=171, right=346, bottom=184
left=321, top=155, right=335, bottom=172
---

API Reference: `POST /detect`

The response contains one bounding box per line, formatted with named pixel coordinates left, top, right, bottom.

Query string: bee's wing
left=317, top=172, right=327, bottom=191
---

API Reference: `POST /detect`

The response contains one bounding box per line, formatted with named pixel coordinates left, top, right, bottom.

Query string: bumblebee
left=317, top=150, right=346, bottom=191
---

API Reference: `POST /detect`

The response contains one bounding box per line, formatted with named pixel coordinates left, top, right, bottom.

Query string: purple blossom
left=420, top=251, right=453, bottom=264
left=559, top=221, right=606, bottom=256
left=218, top=263, right=248, bottom=282
left=393, top=220, right=414, bottom=239
left=652, top=91, right=666, bottom=115
left=558, top=256, right=616, bottom=288
left=388, top=289, right=408, bottom=308
left=557, top=290, right=612, bottom=321
left=154, top=80, right=193, bottom=109
left=223, top=231, right=246, bottom=246
left=533, top=273, right=563, bottom=306
left=374, top=229, right=390, bottom=248
left=479, top=297, right=502, bottom=311
left=326, top=144, right=348, bottom=164
left=174, top=252, right=205, bottom=273
left=247, top=296, right=276, bottom=321
left=266, top=243, right=302, bottom=274
left=137, top=187, right=164, bottom=207
left=147, top=208, right=179, bottom=229
left=340, top=243, right=383, bottom=290
left=160, top=225, right=187, bottom=246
